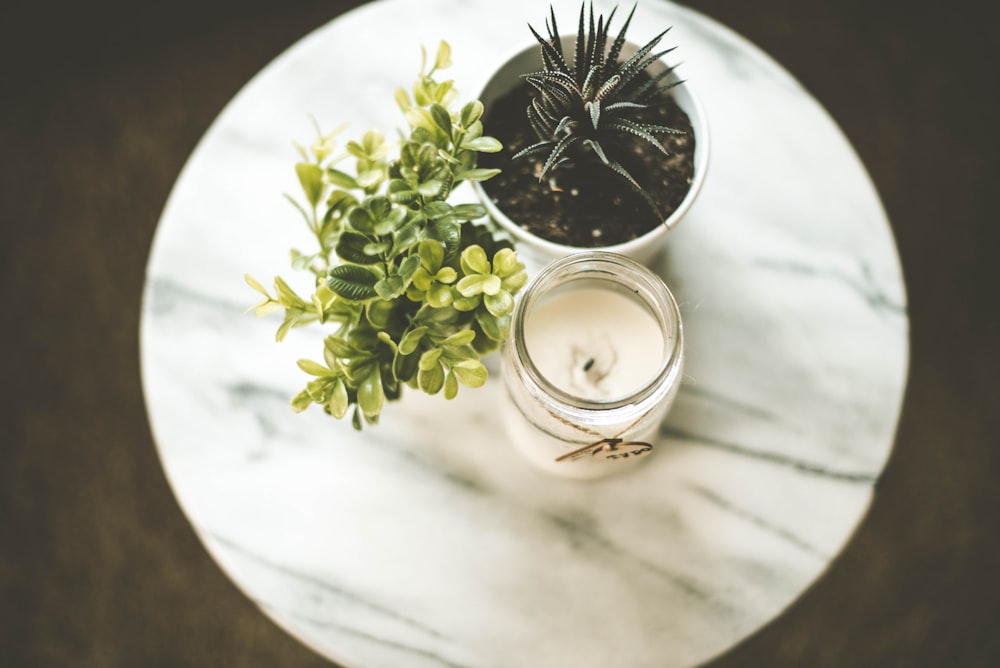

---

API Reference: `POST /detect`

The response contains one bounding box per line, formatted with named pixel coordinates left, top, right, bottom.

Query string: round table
left=140, top=1, right=909, bottom=666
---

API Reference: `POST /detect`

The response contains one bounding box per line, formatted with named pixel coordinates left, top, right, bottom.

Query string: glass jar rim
left=510, top=251, right=684, bottom=413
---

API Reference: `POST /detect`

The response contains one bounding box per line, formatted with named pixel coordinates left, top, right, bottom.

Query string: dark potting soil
left=478, top=80, right=696, bottom=248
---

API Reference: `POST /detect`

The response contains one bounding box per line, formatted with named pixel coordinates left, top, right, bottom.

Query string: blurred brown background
left=2, top=0, right=997, bottom=665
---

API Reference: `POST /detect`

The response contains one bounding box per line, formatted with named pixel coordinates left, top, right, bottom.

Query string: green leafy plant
left=515, top=2, right=685, bottom=215
left=247, top=42, right=527, bottom=429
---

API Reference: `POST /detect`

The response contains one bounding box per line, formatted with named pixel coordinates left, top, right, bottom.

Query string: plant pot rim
left=473, top=36, right=710, bottom=265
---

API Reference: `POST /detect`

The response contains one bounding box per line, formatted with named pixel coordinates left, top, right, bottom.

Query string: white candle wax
left=525, top=287, right=666, bottom=401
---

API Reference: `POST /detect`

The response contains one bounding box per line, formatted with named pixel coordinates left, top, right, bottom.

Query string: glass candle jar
left=501, top=252, right=685, bottom=479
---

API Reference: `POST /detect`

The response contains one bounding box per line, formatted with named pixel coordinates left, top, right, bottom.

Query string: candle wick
left=583, top=358, right=595, bottom=372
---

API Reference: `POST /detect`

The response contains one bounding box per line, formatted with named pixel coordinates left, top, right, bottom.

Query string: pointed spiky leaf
left=608, top=119, right=672, bottom=156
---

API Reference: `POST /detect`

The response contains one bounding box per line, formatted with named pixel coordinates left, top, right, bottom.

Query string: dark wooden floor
left=3, top=1, right=997, bottom=665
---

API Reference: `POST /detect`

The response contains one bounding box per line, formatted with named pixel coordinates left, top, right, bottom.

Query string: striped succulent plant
left=514, top=3, right=685, bottom=215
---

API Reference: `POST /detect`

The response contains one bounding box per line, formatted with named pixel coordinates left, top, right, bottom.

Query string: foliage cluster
left=248, top=43, right=526, bottom=429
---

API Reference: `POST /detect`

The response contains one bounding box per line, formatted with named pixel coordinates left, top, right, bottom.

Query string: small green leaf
left=444, top=370, right=459, bottom=400
left=434, top=40, right=452, bottom=70
left=357, top=368, right=384, bottom=418
left=376, top=331, right=396, bottom=350
left=492, top=248, right=520, bottom=276
left=399, top=326, right=428, bottom=355
left=418, top=239, right=444, bottom=271
left=459, top=100, right=483, bottom=127
left=364, top=240, right=390, bottom=256
left=362, top=129, right=386, bottom=156
left=388, top=188, right=418, bottom=204
left=418, top=363, right=445, bottom=395
left=460, top=245, right=490, bottom=275
left=290, top=389, right=313, bottom=413
left=453, top=360, right=487, bottom=388
left=366, top=299, right=394, bottom=329
left=484, top=290, right=514, bottom=317
left=250, top=300, right=282, bottom=317
left=367, top=196, right=393, bottom=220
left=329, top=379, right=349, bottom=419
left=441, top=329, right=476, bottom=348
left=476, top=311, right=509, bottom=341
left=324, top=335, right=357, bottom=359
left=244, top=274, right=270, bottom=297
left=394, top=87, right=411, bottom=111
left=297, top=359, right=335, bottom=377
left=430, top=104, right=452, bottom=138
left=464, top=120, right=483, bottom=141
left=454, top=168, right=501, bottom=182
left=432, top=80, right=454, bottom=106
left=502, top=270, right=528, bottom=294
left=273, top=276, right=308, bottom=308
left=356, top=169, right=384, bottom=189
left=435, top=267, right=457, bottom=284
left=456, top=274, right=501, bottom=297
left=327, top=265, right=379, bottom=301
left=418, top=348, right=443, bottom=371
left=452, top=293, right=479, bottom=312
left=345, top=141, right=367, bottom=160
left=410, top=267, right=432, bottom=291
left=375, top=276, right=405, bottom=299
left=451, top=204, right=487, bottom=221
left=417, top=179, right=444, bottom=197
left=398, top=254, right=421, bottom=280
left=460, top=136, right=503, bottom=152
left=348, top=206, right=375, bottom=234
left=295, top=163, right=324, bottom=207
left=427, top=283, right=453, bottom=308
left=373, top=206, right=408, bottom=236
left=426, top=219, right=461, bottom=257
left=406, top=106, right=436, bottom=133
left=421, top=201, right=452, bottom=220
left=336, top=232, right=382, bottom=265
left=325, top=189, right=357, bottom=215
left=327, top=168, right=359, bottom=190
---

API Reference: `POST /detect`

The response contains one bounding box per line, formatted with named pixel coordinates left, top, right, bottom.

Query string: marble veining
left=140, top=0, right=909, bottom=666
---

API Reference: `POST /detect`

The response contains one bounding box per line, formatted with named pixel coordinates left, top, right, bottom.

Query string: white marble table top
left=140, top=1, right=909, bottom=666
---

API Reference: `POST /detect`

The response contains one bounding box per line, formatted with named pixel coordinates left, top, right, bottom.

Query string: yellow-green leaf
left=358, top=368, right=384, bottom=418
left=460, top=245, right=489, bottom=275
left=295, top=162, right=324, bottom=207
left=434, top=40, right=452, bottom=70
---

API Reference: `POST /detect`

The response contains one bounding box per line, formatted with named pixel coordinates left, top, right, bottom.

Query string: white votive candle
left=525, top=287, right=664, bottom=402
left=501, top=252, right=684, bottom=479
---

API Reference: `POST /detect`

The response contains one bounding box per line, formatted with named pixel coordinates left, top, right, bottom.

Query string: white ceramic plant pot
left=473, top=37, right=710, bottom=269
